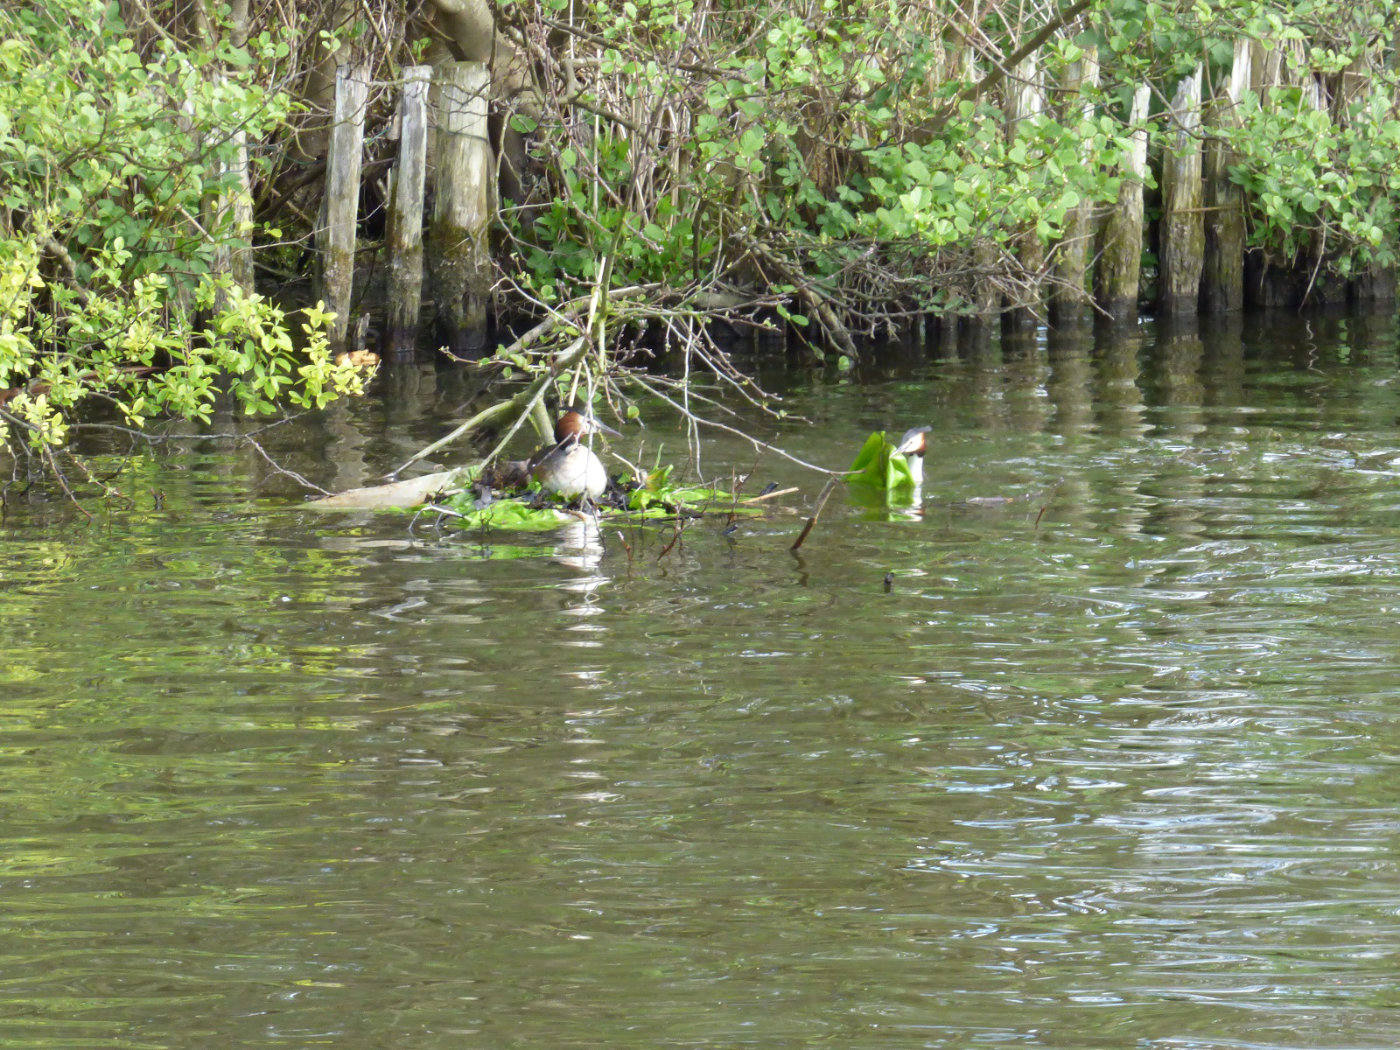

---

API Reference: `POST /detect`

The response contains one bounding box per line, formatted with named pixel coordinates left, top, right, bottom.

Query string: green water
left=4, top=312, right=1400, bottom=1048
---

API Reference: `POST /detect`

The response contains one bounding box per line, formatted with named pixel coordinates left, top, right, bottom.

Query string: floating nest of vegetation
left=415, top=462, right=791, bottom=533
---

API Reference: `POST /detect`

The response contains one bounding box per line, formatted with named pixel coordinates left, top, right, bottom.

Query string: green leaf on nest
left=441, top=495, right=574, bottom=531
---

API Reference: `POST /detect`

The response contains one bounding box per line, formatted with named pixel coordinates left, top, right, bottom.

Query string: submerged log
left=427, top=61, right=493, bottom=358
left=1096, top=84, right=1151, bottom=322
left=384, top=65, right=432, bottom=360
left=1159, top=67, right=1204, bottom=317
left=318, top=63, right=369, bottom=348
left=1203, top=41, right=1252, bottom=314
left=307, top=467, right=474, bottom=511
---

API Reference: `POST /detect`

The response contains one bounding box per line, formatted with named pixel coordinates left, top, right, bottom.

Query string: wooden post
left=954, top=47, right=999, bottom=324
left=967, top=241, right=1000, bottom=321
left=202, top=77, right=254, bottom=300
left=1050, top=48, right=1098, bottom=326
left=1159, top=66, right=1204, bottom=316
left=1005, top=56, right=1045, bottom=328
left=384, top=65, right=431, bottom=359
left=1246, top=42, right=1290, bottom=306
left=1096, top=84, right=1151, bottom=322
left=318, top=63, right=368, bottom=348
left=1203, top=40, right=1252, bottom=314
left=226, top=127, right=255, bottom=290
left=428, top=61, right=493, bottom=358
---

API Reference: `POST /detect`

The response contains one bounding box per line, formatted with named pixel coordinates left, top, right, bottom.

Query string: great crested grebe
left=894, top=425, right=931, bottom=487
left=528, top=407, right=619, bottom=501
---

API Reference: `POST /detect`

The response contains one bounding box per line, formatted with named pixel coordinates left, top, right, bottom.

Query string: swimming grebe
left=894, top=425, right=931, bottom=487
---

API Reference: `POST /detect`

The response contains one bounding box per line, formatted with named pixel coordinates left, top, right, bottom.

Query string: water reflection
left=1046, top=327, right=1092, bottom=438
left=551, top=515, right=609, bottom=609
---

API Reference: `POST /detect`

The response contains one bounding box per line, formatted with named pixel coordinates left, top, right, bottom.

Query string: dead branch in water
left=790, top=477, right=839, bottom=552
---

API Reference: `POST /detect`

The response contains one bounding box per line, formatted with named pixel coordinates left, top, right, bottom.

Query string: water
left=4, top=311, right=1400, bottom=1048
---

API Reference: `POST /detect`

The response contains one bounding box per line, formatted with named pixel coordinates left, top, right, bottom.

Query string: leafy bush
left=0, top=0, right=363, bottom=456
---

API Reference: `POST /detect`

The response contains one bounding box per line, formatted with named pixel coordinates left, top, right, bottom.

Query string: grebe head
left=895, top=425, right=930, bottom=486
left=555, top=407, right=619, bottom=444
left=894, top=425, right=930, bottom=457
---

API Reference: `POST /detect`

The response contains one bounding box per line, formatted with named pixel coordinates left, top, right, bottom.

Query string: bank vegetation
left=2, top=0, right=1398, bottom=482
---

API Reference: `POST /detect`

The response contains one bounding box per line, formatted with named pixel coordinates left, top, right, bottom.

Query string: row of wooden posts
left=313, top=42, right=1395, bottom=358
left=1015, top=39, right=1395, bottom=329
left=317, top=61, right=494, bottom=359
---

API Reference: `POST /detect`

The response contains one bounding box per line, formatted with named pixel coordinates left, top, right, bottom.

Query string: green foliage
left=1224, top=87, right=1400, bottom=274
left=443, top=496, right=575, bottom=531
left=624, top=464, right=737, bottom=516
left=1082, top=0, right=1400, bottom=276
left=847, top=431, right=917, bottom=500
left=0, top=0, right=364, bottom=457
left=496, top=0, right=1400, bottom=317
left=498, top=0, right=1136, bottom=315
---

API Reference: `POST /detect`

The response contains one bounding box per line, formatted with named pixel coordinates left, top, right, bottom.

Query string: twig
left=656, top=521, right=684, bottom=560
left=790, top=477, right=838, bottom=551
left=244, top=433, right=331, bottom=495
left=627, top=374, right=838, bottom=476
left=741, top=485, right=798, bottom=504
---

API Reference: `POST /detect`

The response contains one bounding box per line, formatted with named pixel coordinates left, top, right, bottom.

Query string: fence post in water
left=1050, top=48, right=1098, bottom=326
left=1096, top=83, right=1151, bottom=322
left=1245, top=43, right=1294, bottom=306
left=428, top=61, right=493, bottom=358
left=1005, top=56, right=1045, bottom=328
left=1203, top=40, right=1253, bottom=314
left=1159, top=67, right=1204, bottom=317
left=318, top=63, right=369, bottom=349
left=954, top=48, right=999, bottom=324
left=384, top=65, right=431, bottom=360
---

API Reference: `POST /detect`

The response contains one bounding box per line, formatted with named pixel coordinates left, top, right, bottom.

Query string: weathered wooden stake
left=953, top=48, right=998, bottom=323
left=1159, top=66, right=1204, bottom=316
left=318, top=63, right=368, bottom=348
left=226, top=128, right=255, bottom=290
left=1096, top=84, right=1151, bottom=322
left=203, top=77, right=254, bottom=300
left=384, top=65, right=431, bottom=359
left=967, top=240, right=1001, bottom=321
left=1245, top=42, right=1292, bottom=306
left=1203, top=40, right=1252, bottom=314
left=1005, top=56, right=1045, bottom=327
left=1050, top=48, right=1098, bottom=325
left=428, top=61, right=493, bottom=358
